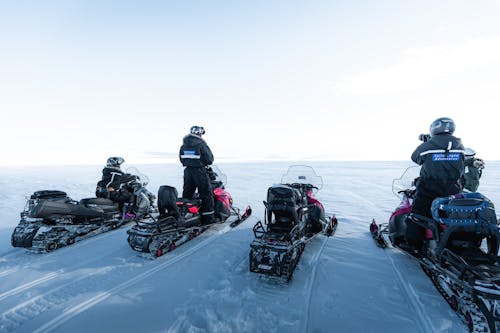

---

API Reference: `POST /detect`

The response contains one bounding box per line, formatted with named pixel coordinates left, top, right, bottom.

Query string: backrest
left=158, top=185, right=180, bottom=218
left=266, top=185, right=301, bottom=232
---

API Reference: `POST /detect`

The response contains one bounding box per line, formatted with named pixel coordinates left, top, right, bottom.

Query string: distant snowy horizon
left=0, top=158, right=421, bottom=167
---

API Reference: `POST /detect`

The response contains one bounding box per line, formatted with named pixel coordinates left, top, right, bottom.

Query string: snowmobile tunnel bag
left=30, top=200, right=106, bottom=219
left=431, top=192, right=497, bottom=227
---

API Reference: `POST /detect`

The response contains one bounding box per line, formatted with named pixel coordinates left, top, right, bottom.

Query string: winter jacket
left=411, top=133, right=465, bottom=188
left=179, top=134, right=214, bottom=168
left=97, top=167, right=127, bottom=190
left=463, top=158, right=484, bottom=192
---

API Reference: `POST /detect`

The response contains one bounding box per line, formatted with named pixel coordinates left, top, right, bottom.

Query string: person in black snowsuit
left=405, top=117, right=465, bottom=254
left=179, top=126, right=215, bottom=225
left=95, top=157, right=134, bottom=213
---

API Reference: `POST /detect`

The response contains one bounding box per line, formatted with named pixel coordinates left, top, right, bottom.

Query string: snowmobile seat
left=80, top=198, right=119, bottom=213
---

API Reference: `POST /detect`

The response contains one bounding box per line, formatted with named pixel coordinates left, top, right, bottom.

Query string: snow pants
left=183, top=167, right=215, bottom=224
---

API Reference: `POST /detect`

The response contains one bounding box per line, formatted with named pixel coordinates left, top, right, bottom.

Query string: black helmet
left=190, top=125, right=205, bottom=137
left=106, top=157, right=124, bottom=168
left=429, top=117, right=455, bottom=136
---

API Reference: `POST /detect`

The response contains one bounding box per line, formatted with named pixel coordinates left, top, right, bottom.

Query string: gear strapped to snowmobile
left=127, top=165, right=252, bottom=258
left=370, top=166, right=500, bottom=333
left=11, top=169, right=156, bottom=253
left=249, top=165, right=337, bottom=282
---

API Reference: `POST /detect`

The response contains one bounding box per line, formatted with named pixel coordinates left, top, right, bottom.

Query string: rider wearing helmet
left=405, top=117, right=465, bottom=254
left=96, top=157, right=134, bottom=212
left=179, top=126, right=215, bottom=225
left=463, top=148, right=485, bottom=192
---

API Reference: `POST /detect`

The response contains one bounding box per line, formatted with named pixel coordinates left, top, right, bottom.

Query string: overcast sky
left=1, top=0, right=500, bottom=166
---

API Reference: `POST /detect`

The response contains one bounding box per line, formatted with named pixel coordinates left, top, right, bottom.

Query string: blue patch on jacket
left=432, top=153, right=460, bottom=162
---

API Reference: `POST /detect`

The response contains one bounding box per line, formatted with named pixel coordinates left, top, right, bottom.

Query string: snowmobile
left=249, top=165, right=337, bottom=282
left=127, top=166, right=252, bottom=258
left=11, top=169, right=155, bottom=253
left=370, top=166, right=500, bottom=333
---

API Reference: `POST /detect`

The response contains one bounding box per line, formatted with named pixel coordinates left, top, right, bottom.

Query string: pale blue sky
left=1, top=0, right=500, bottom=165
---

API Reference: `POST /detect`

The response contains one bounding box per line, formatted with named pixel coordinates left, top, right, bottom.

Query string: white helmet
left=190, top=125, right=205, bottom=137
left=464, top=148, right=476, bottom=158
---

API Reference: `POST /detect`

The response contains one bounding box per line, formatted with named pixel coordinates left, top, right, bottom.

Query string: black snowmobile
left=249, top=165, right=337, bottom=282
left=370, top=166, right=500, bottom=333
left=127, top=166, right=252, bottom=258
left=11, top=169, right=155, bottom=253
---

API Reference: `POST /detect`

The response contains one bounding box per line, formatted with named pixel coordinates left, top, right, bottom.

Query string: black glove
left=418, top=134, right=430, bottom=142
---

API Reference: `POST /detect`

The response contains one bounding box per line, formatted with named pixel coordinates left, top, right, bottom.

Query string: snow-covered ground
left=1, top=161, right=500, bottom=333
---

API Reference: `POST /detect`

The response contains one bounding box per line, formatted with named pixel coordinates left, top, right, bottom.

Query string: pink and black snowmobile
left=127, top=165, right=251, bottom=258
left=249, top=165, right=337, bottom=282
left=370, top=166, right=500, bottom=333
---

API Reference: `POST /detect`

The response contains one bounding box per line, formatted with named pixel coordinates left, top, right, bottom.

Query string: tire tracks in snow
left=300, top=235, right=330, bottom=333
left=0, top=227, right=131, bottom=301
left=0, top=224, right=129, bottom=278
left=385, top=249, right=435, bottom=333
left=0, top=266, right=113, bottom=333
left=30, top=224, right=232, bottom=333
left=0, top=251, right=140, bottom=332
left=0, top=271, right=61, bottom=302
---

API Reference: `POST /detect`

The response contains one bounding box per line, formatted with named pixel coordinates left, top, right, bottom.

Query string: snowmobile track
left=30, top=226, right=231, bottom=333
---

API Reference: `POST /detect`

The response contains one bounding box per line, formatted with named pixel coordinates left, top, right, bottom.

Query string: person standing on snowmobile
left=96, top=157, right=134, bottom=213
left=179, top=126, right=215, bottom=225
left=462, top=148, right=485, bottom=192
left=405, top=117, right=465, bottom=254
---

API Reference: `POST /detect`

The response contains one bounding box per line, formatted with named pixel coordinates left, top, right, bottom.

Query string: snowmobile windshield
left=208, top=165, right=227, bottom=186
left=392, top=165, right=420, bottom=198
left=281, top=165, right=323, bottom=191
left=125, top=167, right=150, bottom=186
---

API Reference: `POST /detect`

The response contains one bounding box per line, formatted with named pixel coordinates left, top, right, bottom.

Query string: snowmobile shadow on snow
left=370, top=166, right=500, bottom=333
left=11, top=170, right=156, bottom=253
left=127, top=166, right=251, bottom=258
left=249, top=165, right=338, bottom=282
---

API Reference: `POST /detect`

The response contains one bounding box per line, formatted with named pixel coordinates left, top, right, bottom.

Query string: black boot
left=201, top=212, right=215, bottom=225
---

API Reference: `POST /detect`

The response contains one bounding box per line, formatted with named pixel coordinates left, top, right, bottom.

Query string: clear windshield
left=209, top=165, right=227, bottom=186
left=281, top=165, right=323, bottom=190
left=125, top=167, right=150, bottom=186
left=392, top=165, right=420, bottom=198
